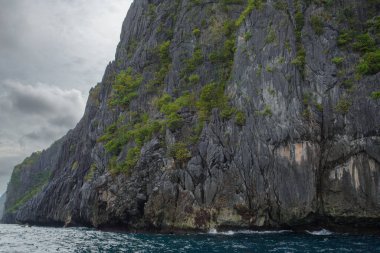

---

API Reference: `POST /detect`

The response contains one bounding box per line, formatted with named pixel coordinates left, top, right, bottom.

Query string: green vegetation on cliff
left=108, top=0, right=379, bottom=218
left=9, top=152, right=42, bottom=188
left=6, top=183, right=46, bottom=214
left=109, top=68, right=143, bottom=108
left=336, top=10, right=380, bottom=76
left=99, top=0, right=258, bottom=174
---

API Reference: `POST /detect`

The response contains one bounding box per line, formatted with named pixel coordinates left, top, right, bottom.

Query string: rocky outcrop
left=3, top=0, right=380, bottom=231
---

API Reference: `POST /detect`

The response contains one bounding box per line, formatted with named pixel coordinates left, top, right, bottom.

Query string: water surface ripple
left=0, top=224, right=379, bottom=252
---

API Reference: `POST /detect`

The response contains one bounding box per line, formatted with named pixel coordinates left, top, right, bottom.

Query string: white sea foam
left=208, top=229, right=292, bottom=235
left=306, top=229, right=333, bottom=236
left=208, top=229, right=235, bottom=235
left=208, top=228, right=218, bottom=234
left=235, top=230, right=292, bottom=234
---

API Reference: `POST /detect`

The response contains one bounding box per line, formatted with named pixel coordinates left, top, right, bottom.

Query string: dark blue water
left=0, top=224, right=379, bottom=252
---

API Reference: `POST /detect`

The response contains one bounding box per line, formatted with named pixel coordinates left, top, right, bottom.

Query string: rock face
left=2, top=0, right=380, bottom=231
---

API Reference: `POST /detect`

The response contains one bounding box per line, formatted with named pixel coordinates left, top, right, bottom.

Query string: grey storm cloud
left=2, top=80, right=84, bottom=119
left=0, top=79, right=85, bottom=153
left=0, top=0, right=132, bottom=194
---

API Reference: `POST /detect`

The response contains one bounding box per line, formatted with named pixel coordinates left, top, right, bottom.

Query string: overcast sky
left=0, top=0, right=133, bottom=194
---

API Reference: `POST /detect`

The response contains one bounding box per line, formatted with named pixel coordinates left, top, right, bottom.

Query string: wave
left=208, top=229, right=235, bottom=235
left=209, top=228, right=332, bottom=236
left=239, top=230, right=292, bottom=234
left=306, top=229, right=333, bottom=236
left=208, top=229, right=292, bottom=235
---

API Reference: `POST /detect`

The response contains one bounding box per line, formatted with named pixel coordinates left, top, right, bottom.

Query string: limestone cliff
left=3, top=0, right=380, bottom=231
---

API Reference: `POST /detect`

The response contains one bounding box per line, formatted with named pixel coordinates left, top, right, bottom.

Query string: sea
left=0, top=224, right=379, bottom=252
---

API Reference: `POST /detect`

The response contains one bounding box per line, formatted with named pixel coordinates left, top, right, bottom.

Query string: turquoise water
left=0, top=224, right=379, bottom=252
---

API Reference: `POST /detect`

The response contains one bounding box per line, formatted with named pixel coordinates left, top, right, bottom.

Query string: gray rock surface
left=2, top=0, right=380, bottom=231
